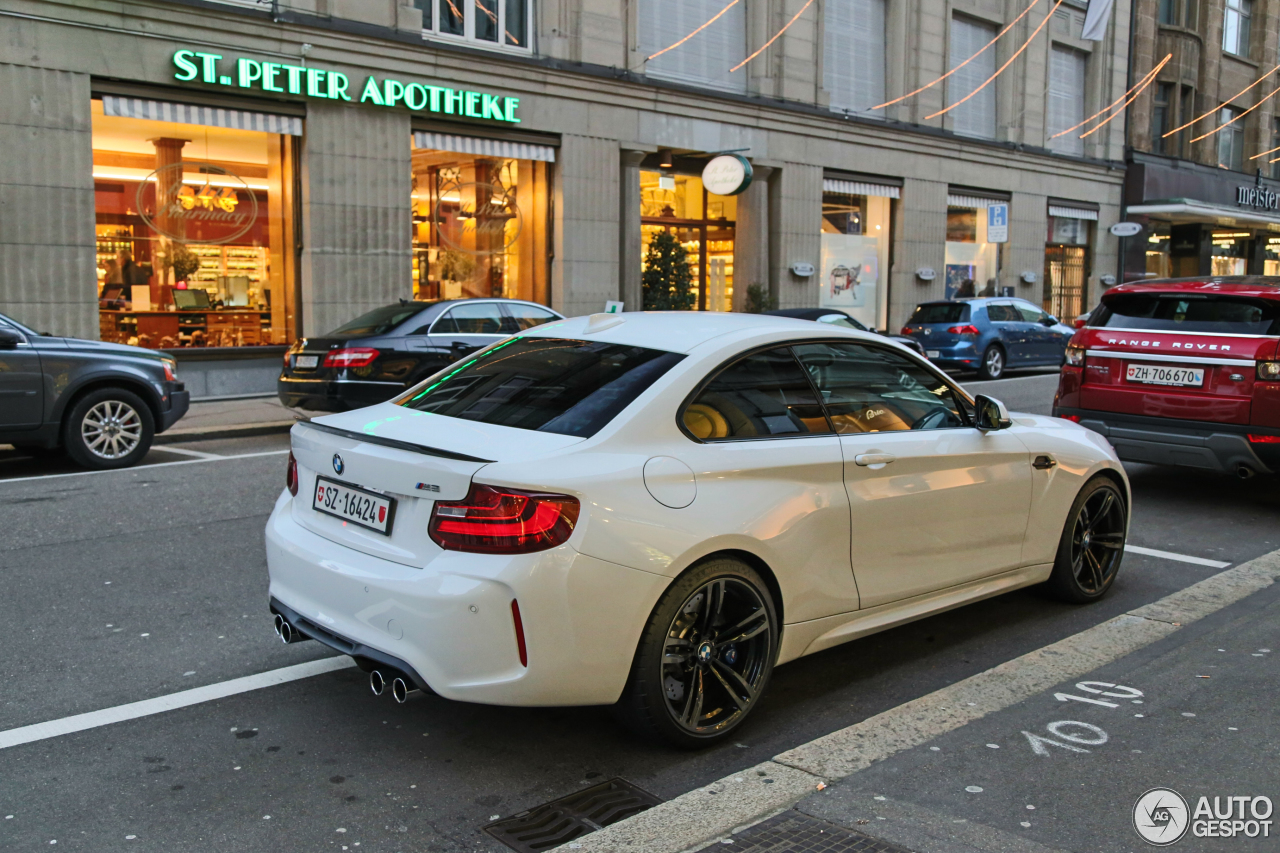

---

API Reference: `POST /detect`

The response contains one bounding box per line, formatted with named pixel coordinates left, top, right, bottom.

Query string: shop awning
left=413, top=131, right=556, bottom=162
left=823, top=178, right=900, bottom=199
left=947, top=193, right=1007, bottom=208
left=1127, top=201, right=1280, bottom=229
left=1048, top=205, right=1099, bottom=220
left=101, top=95, right=303, bottom=136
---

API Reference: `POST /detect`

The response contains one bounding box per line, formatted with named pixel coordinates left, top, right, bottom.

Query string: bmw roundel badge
left=332, top=454, right=344, bottom=475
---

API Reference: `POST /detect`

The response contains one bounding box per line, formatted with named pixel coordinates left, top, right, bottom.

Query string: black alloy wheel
left=616, top=559, right=778, bottom=748
left=978, top=344, right=1005, bottom=380
left=1046, top=477, right=1127, bottom=603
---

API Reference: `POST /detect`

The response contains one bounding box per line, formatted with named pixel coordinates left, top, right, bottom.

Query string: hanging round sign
left=701, top=154, right=753, bottom=196
left=1109, top=222, right=1143, bottom=238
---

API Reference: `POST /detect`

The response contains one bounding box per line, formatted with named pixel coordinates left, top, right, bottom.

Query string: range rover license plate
left=313, top=476, right=396, bottom=534
left=1126, top=364, right=1205, bottom=387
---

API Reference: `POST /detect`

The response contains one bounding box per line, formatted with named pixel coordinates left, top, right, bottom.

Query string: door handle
left=1032, top=454, right=1057, bottom=470
left=854, top=453, right=897, bottom=467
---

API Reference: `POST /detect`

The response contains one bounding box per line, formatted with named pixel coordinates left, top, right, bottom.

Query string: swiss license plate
left=1126, top=363, right=1205, bottom=387
left=294, top=355, right=319, bottom=369
left=926, top=350, right=941, bottom=358
left=312, top=476, right=396, bottom=534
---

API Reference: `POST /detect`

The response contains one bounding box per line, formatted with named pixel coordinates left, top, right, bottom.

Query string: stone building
left=0, top=0, right=1130, bottom=390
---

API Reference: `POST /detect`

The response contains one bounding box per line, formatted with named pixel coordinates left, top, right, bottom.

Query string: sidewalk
left=157, top=395, right=320, bottom=443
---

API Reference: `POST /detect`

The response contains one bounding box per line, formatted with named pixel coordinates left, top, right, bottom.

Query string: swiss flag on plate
left=379, top=506, right=387, bottom=523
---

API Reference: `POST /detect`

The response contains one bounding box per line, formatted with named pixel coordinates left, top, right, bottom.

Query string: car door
left=0, top=322, right=44, bottom=429
left=1014, top=302, right=1055, bottom=363
left=792, top=341, right=1032, bottom=608
left=985, top=302, right=1034, bottom=363
left=429, top=302, right=509, bottom=362
left=675, top=345, right=860, bottom=621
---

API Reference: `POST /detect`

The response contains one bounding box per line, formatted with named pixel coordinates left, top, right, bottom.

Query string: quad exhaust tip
left=369, top=670, right=387, bottom=696
left=391, top=677, right=418, bottom=704
left=272, top=613, right=307, bottom=645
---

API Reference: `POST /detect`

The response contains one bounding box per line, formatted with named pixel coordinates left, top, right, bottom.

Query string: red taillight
left=510, top=599, right=528, bottom=667
left=1248, top=434, right=1280, bottom=444
left=900, top=326, right=913, bottom=335
left=286, top=452, right=298, bottom=496
left=323, top=347, right=380, bottom=368
left=1060, top=414, right=1082, bottom=423
left=1073, top=318, right=1087, bottom=329
left=429, top=484, right=580, bottom=554
left=947, top=325, right=981, bottom=335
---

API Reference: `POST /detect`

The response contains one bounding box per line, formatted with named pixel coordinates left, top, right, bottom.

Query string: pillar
left=619, top=149, right=646, bottom=310
left=733, top=164, right=772, bottom=312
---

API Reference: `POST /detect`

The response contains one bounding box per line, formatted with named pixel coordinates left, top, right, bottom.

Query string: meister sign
left=172, top=50, right=521, bottom=124
left=1237, top=184, right=1280, bottom=211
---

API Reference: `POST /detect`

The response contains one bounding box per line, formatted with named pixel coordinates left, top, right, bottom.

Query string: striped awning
left=948, top=193, right=1008, bottom=209
left=1049, top=204, right=1099, bottom=220
left=413, top=131, right=556, bottom=162
left=823, top=178, right=900, bottom=199
left=102, top=95, right=303, bottom=136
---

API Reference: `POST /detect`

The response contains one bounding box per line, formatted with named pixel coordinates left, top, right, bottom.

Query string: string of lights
left=1049, top=57, right=1167, bottom=139
left=730, top=0, right=816, bottom=73
left=646, top=0, right=741, bottom=62
left=925, top=0, right=1064, bottom=121
left=1250, top=143, right=1280, bottom=161
left=871, top=0, right=1043, bottom=111
left=1189, top=84, right=1280, bottom=143
left=1077, top=57, right=1169, bottom=140
left=1164, top=62, right=1280, bottom=137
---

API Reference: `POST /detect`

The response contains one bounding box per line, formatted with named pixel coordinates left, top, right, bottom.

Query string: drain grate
left=483, top=777, right=663, bottom=852
left=698, top=811, right=915, bottom=852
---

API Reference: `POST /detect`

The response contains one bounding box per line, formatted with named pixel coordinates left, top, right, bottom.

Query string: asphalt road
left=1, top=378, right=1277, bottom=853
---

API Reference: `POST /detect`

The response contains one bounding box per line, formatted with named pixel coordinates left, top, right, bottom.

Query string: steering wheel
left=910, top=406, right=955, bottom=431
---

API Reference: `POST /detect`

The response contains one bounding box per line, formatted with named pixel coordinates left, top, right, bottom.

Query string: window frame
left=1222, top=0, right=1252, bottom=58
left=418, top=0, right=534, bottom=53
left=676, top=339, right=977, bottom=445
left=427, top=300, right=511, bottom=336
left=1217, top=106, right=1246, bottom=171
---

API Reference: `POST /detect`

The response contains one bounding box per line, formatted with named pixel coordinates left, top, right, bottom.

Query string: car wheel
left=63, top=388, right=155, bottom=470
left=978, top=344, right=1005, bottom=380
left=1045, top=477, right=1127, bottom=603
left=615, top=558, right=778, bottom=748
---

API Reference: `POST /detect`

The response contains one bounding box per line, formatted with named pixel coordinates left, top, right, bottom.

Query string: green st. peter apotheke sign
left=172, top=50, right=520, bottom=123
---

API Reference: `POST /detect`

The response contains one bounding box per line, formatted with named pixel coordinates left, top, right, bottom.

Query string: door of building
left=1044, top=245, right=1088, bottom=322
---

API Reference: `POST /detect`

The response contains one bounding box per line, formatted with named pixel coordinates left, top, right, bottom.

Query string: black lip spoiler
left=295, top=419, right=494, bottom=463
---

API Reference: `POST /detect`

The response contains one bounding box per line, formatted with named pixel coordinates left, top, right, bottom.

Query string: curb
left=569, top=548, right=1280, bottom=853
left=155, top=421, right=297, bottom=444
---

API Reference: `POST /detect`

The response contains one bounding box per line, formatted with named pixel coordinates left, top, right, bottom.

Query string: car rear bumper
left=264, top=492, right=667, bottom=706
left=1053, top=406, right=1278, bottom=476
left=277, top=376, right=405, bottom=412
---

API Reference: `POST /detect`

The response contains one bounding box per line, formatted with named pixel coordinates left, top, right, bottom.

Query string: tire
left=62, top=387, right=155, bottom=470
left=1044, top=477, right=1127, bottom=603
left=614, top=558, right=779, bottom=748
left=977, top=344, right=1006, bottom=380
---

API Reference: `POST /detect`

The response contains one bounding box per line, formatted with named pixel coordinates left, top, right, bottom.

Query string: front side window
left=681, top=347, right=830, bottom=441
left=1223, top=0, right=1252, bottom=57
left=793, top=343, right=969, bottom=434
left=985, top=303, right=1019, bottom=322
left=1217, top=106, right=1246, bottom=171
left=415, top=0, right=531, bottom=49
left=431, top=303, right=505, bottom=335
left=398, top=337, right=684, bottom=437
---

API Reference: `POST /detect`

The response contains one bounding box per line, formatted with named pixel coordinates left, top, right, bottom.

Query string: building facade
left=1126, top=0, right=1280, bottom=281
left=1, top=0, right=1130, bottom=388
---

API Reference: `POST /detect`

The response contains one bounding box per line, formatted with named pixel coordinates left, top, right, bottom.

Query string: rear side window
left=681, top=347, right=830, bottom=440
left=503, top=304, right=560, bottom=333
left=1095, top=294, right=1280, bottom=336
left=985, top=303, right=1019, bottom=322
left=818, top=313, right=867, bottom=331
left=327, top=303, right=430, bottom=337
left=396, top=338, right=684, bottom=438
left=909, top=303, right=970, bottom=324
left=431, top=303, right=505, bottom=335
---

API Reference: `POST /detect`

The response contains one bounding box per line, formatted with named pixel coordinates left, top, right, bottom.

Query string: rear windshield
left=1094, top=294, right=1280, bottom=336
left=909, top=303, right=970, bottom=324
left=327, top=303, right=433, bottom=337
left=396, top=337, right=685, bottom=438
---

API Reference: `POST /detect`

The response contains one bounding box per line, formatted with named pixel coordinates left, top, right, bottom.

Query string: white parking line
left=1124, top=544, right=1232, bottom=569
left=153, top=446, right=225, bottom=460
left=0, top=449, right=289, bottom=485
left=0, top=656, right=355, bottom=751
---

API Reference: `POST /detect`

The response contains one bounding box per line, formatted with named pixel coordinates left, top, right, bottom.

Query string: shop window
left=1211, top=231, right=1250, bottom=276
left=1222, top=0, right=1251, bottom=58
left=948, top=17, right=998, bottom=139
left=824, top=0, right=886, bottom=116
left=944, top=204, right=1000, bottom=299
left=1271, top=117, right=1280, bottom=180
left=1217, top=106, right=1246, bottom=171
left=91, top=100, right=297, bottom=349
left=1146, top=226, right=1171, bottom=280
left=1047, top=46, right=1087, bottom=156
left=414, top=0, right=532, bottom=50
left=638, top=0, right=747, bottom=94
left=640, top=171, right=736, bottom=311
left=820, top=187, right=892, bottom=329
left=1265, top=237, right=1280, bottom=276
left=1044, top=216, right=1091, bottom=322
left=1151, top=82, right=1173, bottom=154
left=411, top=138, right=551, bottom=304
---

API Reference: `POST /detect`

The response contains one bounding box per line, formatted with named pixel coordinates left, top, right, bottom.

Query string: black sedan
left=764, top=308, right=928, bottom=357
left=278, top=298, right=564, bottom=412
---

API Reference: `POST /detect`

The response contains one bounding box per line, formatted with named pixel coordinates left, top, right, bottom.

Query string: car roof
left=915, top=297, right=1034, bottom=306
left=766, top=307, right=847, bottom=318
left=1106, top=277, right=1280, bottom=300
left=522, top=311, right=873, bottom=354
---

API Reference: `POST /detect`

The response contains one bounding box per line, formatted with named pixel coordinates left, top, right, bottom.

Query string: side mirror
left=1041, top=316, right=1058, bottom=327
left=0, top=327, right=23, bottom=349
left=974, top=395, right=1013, bottom=431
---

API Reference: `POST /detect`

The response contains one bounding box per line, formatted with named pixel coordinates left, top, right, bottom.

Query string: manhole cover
left=700, top=811, right=915, bottom=852
left=484, top=777, right=662, bottom=852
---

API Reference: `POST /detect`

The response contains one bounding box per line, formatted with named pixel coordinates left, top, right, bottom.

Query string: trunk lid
left=288, top=403, right=582, bottom=566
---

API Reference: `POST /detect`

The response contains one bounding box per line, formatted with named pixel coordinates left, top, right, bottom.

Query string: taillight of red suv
left=429, top=484, right=580, bottom=554
left=1258, top=362, right=1280, bottom=382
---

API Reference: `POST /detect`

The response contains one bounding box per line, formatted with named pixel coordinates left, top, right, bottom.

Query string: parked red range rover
left=1053, top=277, right=1280, bottom=478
